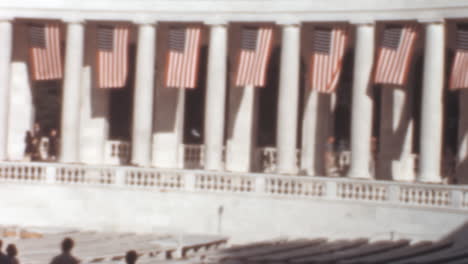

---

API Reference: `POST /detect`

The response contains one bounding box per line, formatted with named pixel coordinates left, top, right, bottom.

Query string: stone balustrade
left=0, top=161, right=467, bottom=212
left=104, top=140, right=131, bottom=165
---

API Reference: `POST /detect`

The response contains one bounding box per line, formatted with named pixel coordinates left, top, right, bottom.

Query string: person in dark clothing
left=6, top=244, right=19, bottom=264
left=125, top=250, right=138, bottom=264
left=31, top=123, right=43, bottom=161
left=0, top=240, right=9, bottom=264
left=24, top=131, right=34, bottom=160
left=30, top=138, right=41, bottom=162
left=49, top=238, right=79, bottom=264
left=48, top=129, right=59, bottom=161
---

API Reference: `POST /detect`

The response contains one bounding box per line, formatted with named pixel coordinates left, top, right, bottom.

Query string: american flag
left=449, top=25, right=468, bottom=90
left=29, top=23, right=62, bottom=81
left=165, top=26, right=202, bottom=89
left=374, top=24, right=418, bottom=86
left=97, top=25, right=129, bottom=89
left=310, top=26, right=348, bottom=93
left=235, top=26, right=274, bottom=87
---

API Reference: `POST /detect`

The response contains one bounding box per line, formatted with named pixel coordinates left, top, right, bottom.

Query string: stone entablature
left=1, top=0, right=468, bottom=24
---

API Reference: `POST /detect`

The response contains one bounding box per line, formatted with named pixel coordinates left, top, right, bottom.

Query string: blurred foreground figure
left=0, top=240, right=8, bottom=264
left=125, top=250, right=138, bottom=264
left=6, top=244, right=19, bottom=264
left=50, top=238, right=80, bottom=264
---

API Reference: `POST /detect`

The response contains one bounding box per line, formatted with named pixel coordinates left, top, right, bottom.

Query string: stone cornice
left=2, top=1, right=468, bottom=25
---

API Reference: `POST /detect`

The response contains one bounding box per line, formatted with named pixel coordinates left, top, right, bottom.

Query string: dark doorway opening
left=183, top=45, right=208, bottom=145
left=108, top=44, right=136, bottom=141
left=32, top=80, right=62, bottom=134
left=257, top=46, right=281, bottom=147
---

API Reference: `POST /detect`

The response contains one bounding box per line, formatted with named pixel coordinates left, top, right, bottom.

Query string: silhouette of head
left=61, top=238, right=74, bottom=253
left=6, top=244, right=17, bottom=257
left=50, top=129, right=57, bottom=137
left=125, top=250, right=138, bottom=264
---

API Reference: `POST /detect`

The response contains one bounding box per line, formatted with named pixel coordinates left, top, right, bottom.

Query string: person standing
left=32, top=122, right=42, bottom=139
left=23, top=131, right=33, bottom=161
left=48, top=129, right=59, bottom=162
left=31, top=123, right=43, bottom=161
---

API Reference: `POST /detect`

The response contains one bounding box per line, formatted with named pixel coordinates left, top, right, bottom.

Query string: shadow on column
left=376, top=86, right=413, bottom=181
left=313, top=93, right=332, bottom=176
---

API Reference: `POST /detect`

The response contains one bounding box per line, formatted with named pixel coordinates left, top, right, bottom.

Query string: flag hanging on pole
left=235, top=26, right=274, bottom=87
left=165, top=26, right=202, bottom=89
left=374, top=24, right=418, bottom=86
left=29, top=23, right=63, bottom=81
left=96, top=25, right=129, bottom=89
left=449, top=24, right=468, bottom=90
left=310, top=25, right=348, bottom=93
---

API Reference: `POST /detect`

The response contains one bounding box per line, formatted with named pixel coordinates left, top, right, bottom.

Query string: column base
left=276, top=166, right=298, bottom=175
left=347, top=169, right=373, bottom=180
left=204, top=161, right=224, bottom=171
left=418, top=172, right=442, bottom=184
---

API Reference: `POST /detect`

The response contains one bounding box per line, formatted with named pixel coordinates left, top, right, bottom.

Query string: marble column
left=456, top=90, right=468, bottom=184
left=80, top=24, right=110, bottom=164
left=378, top=86, right=414, bottom=181
left=0, top=19, right=12, bottom=161
left=348, top=22, right=375, bottom=179
left=226, top=84, right=259, bottom=172
left=60, top=20, right=85, bottom=163
left=204, top=22, right=228, bottom=171
left=131, top=21, right=157, bottom=166
left=276, top=23, right=300, bottom=174
left=418, top=21, right=445, bottom=183
left=300, top=91, right=333, bottom=176
left=152, top=88, right=186, bottom=168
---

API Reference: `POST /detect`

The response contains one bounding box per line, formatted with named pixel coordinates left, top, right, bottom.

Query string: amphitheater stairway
left=0, top=226, right=227, bottom=264
left=196, top=232, right=468, bottom=264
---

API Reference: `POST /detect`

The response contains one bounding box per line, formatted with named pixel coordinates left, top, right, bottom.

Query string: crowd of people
left=24, top=123, right=59, bottom=162
left=0, top=238, right=139, bottom=264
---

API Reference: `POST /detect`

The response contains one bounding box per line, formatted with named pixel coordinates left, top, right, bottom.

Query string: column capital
left=0, top=16, right=14, bottom=23
left=349, top=19, right=375, bottom=26
left=62, top=17, right=85, bottom=25
left=276, top=18, right=301, bottom=27
left=204, top=18, right=228, bottom=27
left=417, top=18, right=445, bottom=25
left=133, top=17, right=157, bottom=26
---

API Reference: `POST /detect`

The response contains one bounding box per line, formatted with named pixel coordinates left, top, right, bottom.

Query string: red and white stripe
left=235, top=27, right=274, bottom=87
left=311, top=26, right=348, bottom=93
left=374, top=25, right=418, bottom=86
left=165, top=27, right=202, bottom=89
left=97, top=26, right=129, bottom=89
left=30, top=23, right=62, bottom=81
left=449, top=51, right=468, bottom=90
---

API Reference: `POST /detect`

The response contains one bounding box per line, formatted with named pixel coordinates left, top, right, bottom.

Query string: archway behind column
left=32, top=80, right=62, bottom=134
left=183, top=45, right=208, bottom=145
left=334, top=50, right=354, bottom=154
left=108, top=44, right=136, bottom=141
left=257, top=46, right=280, bottom=148
left=443, top=41, right=458, bottom=183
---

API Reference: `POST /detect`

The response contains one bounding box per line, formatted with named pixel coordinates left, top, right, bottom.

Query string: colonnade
left=0, top=18, right=453, bottom=183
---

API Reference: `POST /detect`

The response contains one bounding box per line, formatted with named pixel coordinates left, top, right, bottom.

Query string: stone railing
left=256, top=147, right=301, bottom=173
left=104, top=140, right=131, bottom=165
left=182, top=144, right=206, bottom=169
left=0, top=161, right=467, bottom=212
left=181, top=144, right=227, bottom=170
